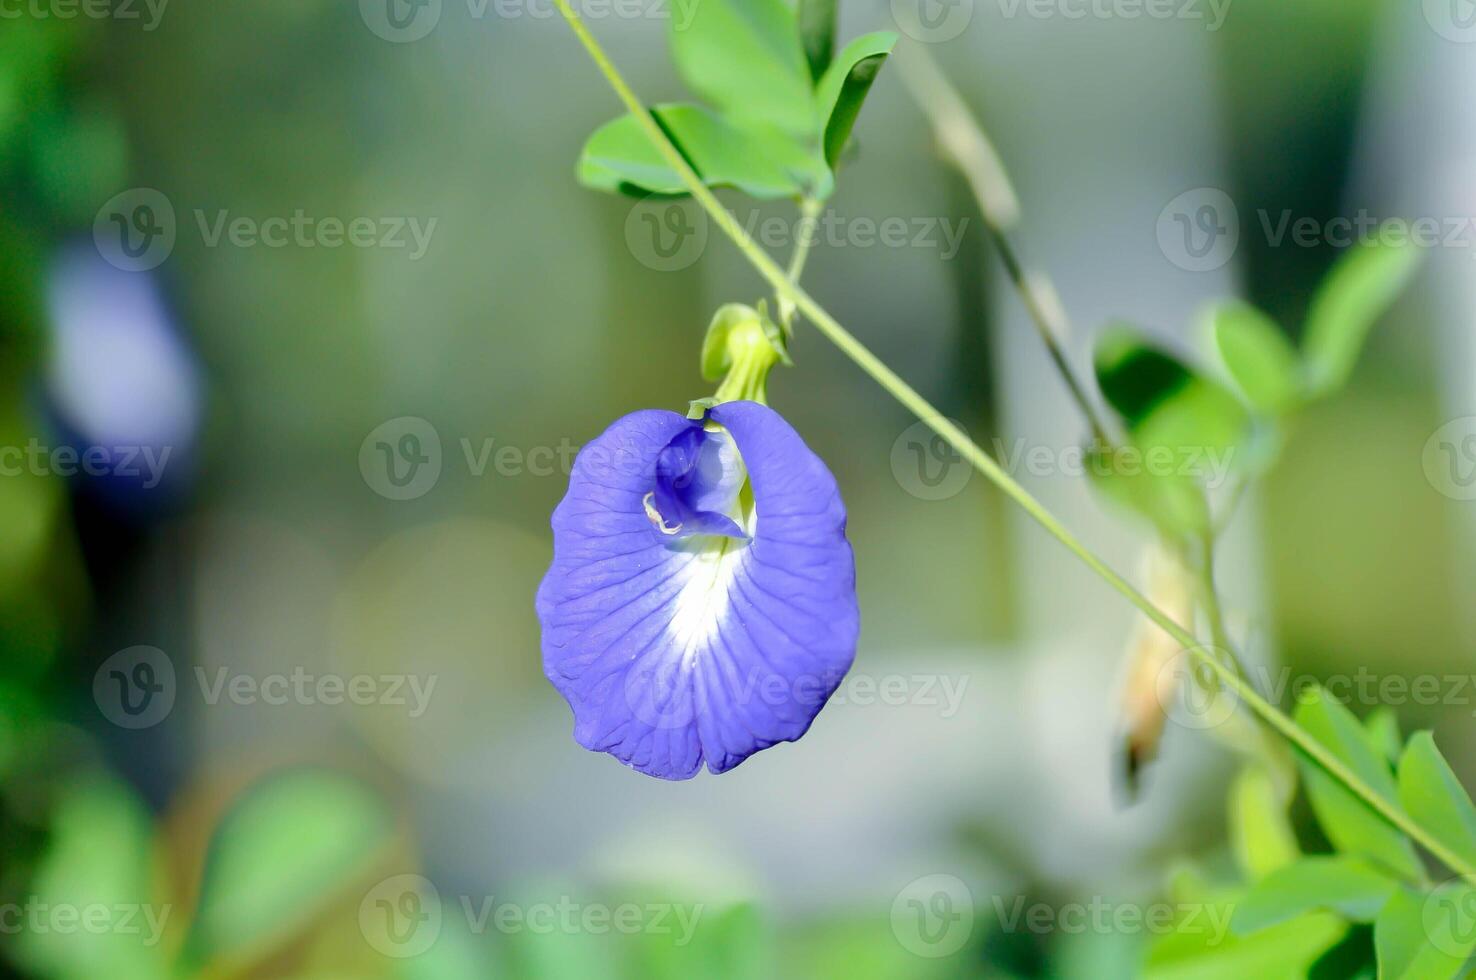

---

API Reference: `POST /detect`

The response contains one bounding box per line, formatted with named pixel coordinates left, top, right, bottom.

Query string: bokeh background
left=1, top=0, right=1474, bottom=976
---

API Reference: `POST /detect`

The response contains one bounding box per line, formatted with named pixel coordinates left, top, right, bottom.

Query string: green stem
left=550, top=0, right=1476, bottom=883
left=896, top=44, right=1111, bottom=449
left=778, top=197, right=822, bottom=333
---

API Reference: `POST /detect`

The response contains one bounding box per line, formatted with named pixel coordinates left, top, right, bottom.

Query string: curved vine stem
left=549, top=0, right=1476, bottom=883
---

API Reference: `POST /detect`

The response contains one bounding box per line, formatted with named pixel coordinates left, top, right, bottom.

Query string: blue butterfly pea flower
left=537, top=400, right=858, bottom=779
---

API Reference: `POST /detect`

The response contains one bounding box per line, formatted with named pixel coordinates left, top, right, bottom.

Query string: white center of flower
left=665, top=507, right=756, bottom=665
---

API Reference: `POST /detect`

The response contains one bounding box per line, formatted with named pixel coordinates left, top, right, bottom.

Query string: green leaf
left=796, top=0, right=835, bottom=82
left=668, top=0, right=814, bottom=138
left=1229, top=765, right=1300, bottom=881
left=15, top=773, right=172, bottom=980
left=1374, top=884, right=1476, bottom=980
left=1302, top=234, right=1420, bottom=397
left=1231, top=856, right=1397, bottom=934
left=1365, top=708, right=1403, bottom=767
left=814, top=31, right=896, bottom=171
left=1209, top=302, right=1301, bottom=416
left=1086, top=444, right=1212, bottom=538
left=578, top=104, right=818, bottom=200
left=1397, top=732, right=1476, bottom=873
left=189, top=768, right=396, bottom=967
left=1090, top=325, right=1246, bottom=537
left=1095, top=324, right=1249, bottom=454
left=1293, top=687, right=1421, bottom=881
left=1145, top=909, right=1346, bottom=980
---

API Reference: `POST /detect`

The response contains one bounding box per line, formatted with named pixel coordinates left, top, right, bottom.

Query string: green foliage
left=1373, top=885, right=1476, bottom=980
left=815, top=33, right=896, bottom=170
left=1144, top=906, right=1346, bottom=980
left=1090, top=324, right=1246, bottom=537
left=1209, top=302, right=1301, bottom=416
left=577, top=0, right=894, bottom=201
left=1230, top=857, right=1395, bottom=932
left=795, top=0, right=836, bottom=82
left=188, top=768, right=395, bottom=968
left=1153, top=718, right=1476, bottom=978
left=1302, top=235, right=1421, bottom=397
left=1090, top=236, right=1419, bottom=539
left=1228, top=765, right=1299, bottom=881
left=1397, top=732, right=1476, bottom=872
left=14, top=773, right=172, bottom=980
left=1292, top=687, right=1421, bottom=880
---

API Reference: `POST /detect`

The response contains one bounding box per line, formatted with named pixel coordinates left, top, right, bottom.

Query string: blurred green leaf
left=1086, top=444, right=1211, bottom=538
left=1364, top=708, right=1402, bottom=767
left=1302, top=234, right=1420, bottom=398
left=189, top=768, right=395, bottom=969
left=1090, top=325, right=1246, bottom=537
left=1307, top=925, right=1375, bottom=980
left=814, top=31, right=896, bottom=171
left=1292, top=688, right=1421, bottom=881
left=1230, top=856, right=1395, bottom=934
left=796, top=0, right=835, bottom=82
left=1396, top=732, right=1476, bottom=872
left=1373, top=885, right=1476, bottom=980
left=577, top=105, right=817, bottom=200
left=1209, top=302, right=1301, bottom=416
left=1144, top=909, right=1345, bottom=980
left=1094, top=324, right=1249, bottom=460
left=668, top=0, right=813, bottom=138
left=1229, top=765, right=1300, bottom=881
left=629, top=901, right=771, bottom=980
left=15, top=772, right=172, bottom=980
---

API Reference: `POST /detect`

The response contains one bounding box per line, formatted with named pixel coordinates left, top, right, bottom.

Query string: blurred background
left=0, top=0, right=1473, bottom=976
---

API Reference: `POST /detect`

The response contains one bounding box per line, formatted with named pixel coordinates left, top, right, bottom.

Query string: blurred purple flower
left=44, top=244, right=200, bottom=498
left=537, top=401, right=858, bottom=779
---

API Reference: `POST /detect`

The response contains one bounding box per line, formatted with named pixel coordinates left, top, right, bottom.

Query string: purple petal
left=536, top=401, right=858, bottom=779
